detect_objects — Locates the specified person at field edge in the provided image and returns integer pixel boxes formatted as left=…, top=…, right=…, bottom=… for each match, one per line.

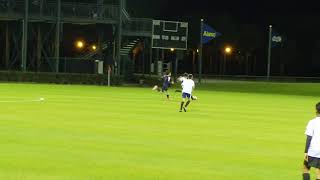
left=303, top=102, right=320, bottom=180
left=161, top=71, right=172, bottom=100
left=180, top=74, right=195, bottom=112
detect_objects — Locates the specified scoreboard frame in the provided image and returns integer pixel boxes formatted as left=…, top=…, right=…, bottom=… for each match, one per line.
left=151, top=20, right=188, bottom=50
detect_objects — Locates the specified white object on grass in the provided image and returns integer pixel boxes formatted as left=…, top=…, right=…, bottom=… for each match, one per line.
left=152, top=85, right=158, bottom=91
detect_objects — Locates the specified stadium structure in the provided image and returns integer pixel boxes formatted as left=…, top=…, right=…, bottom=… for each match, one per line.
left=0, top=0, right=153, bottom=75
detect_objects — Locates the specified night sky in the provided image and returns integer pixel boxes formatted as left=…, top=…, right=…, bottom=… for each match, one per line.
left=127, top=0, right=320, bottom=76
left=127, top=0, right=320, bottom=46
left=76, top=0, right=320, bottom=76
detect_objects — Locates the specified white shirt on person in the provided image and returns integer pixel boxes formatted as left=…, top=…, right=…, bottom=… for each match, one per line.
left=305, top=117, right=320, bottom=158
left=181, top=79, right=195, bottom=94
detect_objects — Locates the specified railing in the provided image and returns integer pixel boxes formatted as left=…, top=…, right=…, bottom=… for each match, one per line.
left=0, top=1, right=119, bottom=21
left=123, top=18, right=153, bottom=36
left=0, top=1, right=25, bottom=16
left=61, top=2, right=119, bottom=20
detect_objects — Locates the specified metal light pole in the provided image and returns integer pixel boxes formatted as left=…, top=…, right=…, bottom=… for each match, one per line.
left=223, top=53, right=226, bottom=75
left=223, top=47, right=232, bottom=75
left=55, top=0, right=61, bottom=73
left=116, top=0, right=124, bottom=76
left=22, top=0, right=29, bottom=72
left=198, top=19, right=204, bottom=83
left=267, top=25, right=272, bottom=79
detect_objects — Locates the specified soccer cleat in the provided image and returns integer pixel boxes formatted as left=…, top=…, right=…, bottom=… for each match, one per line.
left=179, top=110, right=182, bottom=112
left=183, top=107, right=187, bottom=112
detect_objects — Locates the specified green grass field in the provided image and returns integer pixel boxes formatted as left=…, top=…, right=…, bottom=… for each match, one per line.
left=0, top=81, right=319, bottom=180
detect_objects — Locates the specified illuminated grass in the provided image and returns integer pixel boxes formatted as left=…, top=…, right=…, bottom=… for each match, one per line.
left=0, top=81, right=318, bottom=179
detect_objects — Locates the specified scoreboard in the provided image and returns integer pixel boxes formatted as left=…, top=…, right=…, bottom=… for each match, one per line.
left=152, top=20, right=188, bottom=50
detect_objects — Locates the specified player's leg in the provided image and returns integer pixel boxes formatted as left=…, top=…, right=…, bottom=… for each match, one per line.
left=165, top=90, right=170, bottom=99
left=302, top=165, right=310, bottom=180
left=183, top=94, right=191, bottom=112
left=161, top=85, right=169, bottom=99
left=303, top=158, right=311, bottom=180
left=315, top=157, right=320, bottom=180
left=180, top=93, right=187, bottom=112
left=164, top=87, right=170, bottom=99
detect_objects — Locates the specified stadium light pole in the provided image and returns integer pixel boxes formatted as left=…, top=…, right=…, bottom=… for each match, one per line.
left=22, top=0, right=29, bottom=72
left=223, top=46, right=232, bottom=75
left=267, top=25, right=273, bottom=80
left=198, top=19, right=204, bottom=84
left=116, top=0, right=124, bottom=76
left=55, top=0, right=61, bottom=73
left=170, top=48, right=179, bottom=81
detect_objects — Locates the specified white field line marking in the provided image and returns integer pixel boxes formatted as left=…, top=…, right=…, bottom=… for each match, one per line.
left=0, top=98, right=44, bottom=103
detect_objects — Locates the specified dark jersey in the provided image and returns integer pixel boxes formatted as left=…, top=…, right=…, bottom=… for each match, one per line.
left=162, top=75, right=171, bottom=88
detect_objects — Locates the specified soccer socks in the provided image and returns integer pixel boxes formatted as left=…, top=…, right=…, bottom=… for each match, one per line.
left=180, top=102, right=185, bottom=111
left=185, top=100, right=191, bottom=108
left=303, top=173, right=310, bottom=180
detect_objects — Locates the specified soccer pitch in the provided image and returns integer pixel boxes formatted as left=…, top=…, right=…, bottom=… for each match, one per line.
left=0, top=81, right=319, bottom=180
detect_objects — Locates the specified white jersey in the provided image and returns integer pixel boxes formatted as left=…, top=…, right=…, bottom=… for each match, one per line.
left=181, top=79, right=195, bottom=94
left=305, top=117, right=320, bottom=158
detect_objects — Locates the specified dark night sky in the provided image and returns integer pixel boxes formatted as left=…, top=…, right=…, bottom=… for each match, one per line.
left=77, top=0, right=320, bottom=76
left=128, top=0, right=320, bottom=43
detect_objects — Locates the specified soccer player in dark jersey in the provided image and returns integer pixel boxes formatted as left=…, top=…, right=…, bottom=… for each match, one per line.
left=161, top=72, right=172, bottom=99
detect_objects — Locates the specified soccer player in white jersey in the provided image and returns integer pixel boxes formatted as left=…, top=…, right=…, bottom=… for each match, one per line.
left=175, top=72, right=188, bottom=93
left=303, top=102, right=320, bottom=180
left=179, top=74, right=195, bottom=112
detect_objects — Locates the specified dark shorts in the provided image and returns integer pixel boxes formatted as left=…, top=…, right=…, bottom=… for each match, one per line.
left=162, top=85, right=169, bottom=91
left=304, top=156, right=320, bottom=169
left=182, top=92, right=191, bottom=99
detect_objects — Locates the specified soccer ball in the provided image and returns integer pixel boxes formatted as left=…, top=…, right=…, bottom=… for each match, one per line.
left=152, top=85, right=158, bottom=91
left=192, top=96, right=197, bottom=100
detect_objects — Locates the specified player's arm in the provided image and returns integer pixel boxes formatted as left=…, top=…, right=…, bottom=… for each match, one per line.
left=304, top=121, right=314, bottom=160
left=304, top=135, right=312, bottom=161
left=305, top=135, right=312, bottom=153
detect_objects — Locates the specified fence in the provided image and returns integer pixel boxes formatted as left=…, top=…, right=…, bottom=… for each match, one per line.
left=0, top=1, right=119, bottom=22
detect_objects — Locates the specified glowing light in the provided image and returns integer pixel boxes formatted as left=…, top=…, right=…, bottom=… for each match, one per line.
left=76, top=40, right=84, bottom=49
left=225, top=47, right=232, bottom=54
